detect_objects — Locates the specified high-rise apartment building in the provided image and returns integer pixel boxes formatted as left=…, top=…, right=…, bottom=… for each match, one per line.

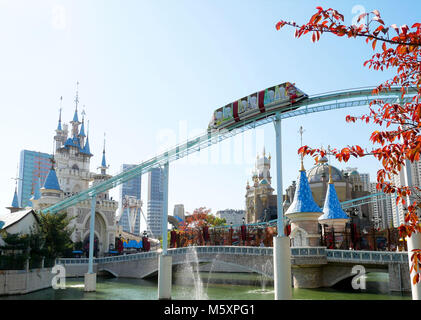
left=216, top=209, right=245, bottom=226
left=18, top=150, right=52, bottom=208
left=369, top=182, right=394, bottom=229
left=147, top=167, right=164, bottom=238
left=173, top=204, right=185, bottom=221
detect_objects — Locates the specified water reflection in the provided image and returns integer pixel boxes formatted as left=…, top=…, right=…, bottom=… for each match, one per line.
left=0, top=272, right=410, bottom=300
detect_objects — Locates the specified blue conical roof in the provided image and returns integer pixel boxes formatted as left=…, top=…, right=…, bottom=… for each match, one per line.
left=57, top=120, right=62, bottom=131
left=101, top=150, right=107, bottom=167
left=319, top=183, right=349, bottom=220
left=79, top=119, right=86, bottom=137
left=43, top=168, right=61, bottom=191
left=11, top=188, right=19, bottom=208
left=286, top=169, right=322, bottom=214
left=72, top=108, right=79, bottom=123
left=32, top=177, right=41, bottom=200
left=82, top=136, right=92, bottom=155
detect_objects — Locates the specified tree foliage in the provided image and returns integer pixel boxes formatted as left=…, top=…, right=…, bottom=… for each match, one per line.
left=37, top=211, right=75, bottom=259
left=276, top=7, right=421, bottom=283
left=178, top=207, right=226, bottom=231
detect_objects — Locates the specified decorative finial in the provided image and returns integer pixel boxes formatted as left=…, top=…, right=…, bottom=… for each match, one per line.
left=75, top=81, right=79, bottom=110
left=328, top=145, right=333, bottom=183
left=298, top=126, right=305, bottom=171
left=298, top=126, right=305, bottom=148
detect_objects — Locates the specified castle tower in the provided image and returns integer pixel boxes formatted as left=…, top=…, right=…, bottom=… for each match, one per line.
left=245, top=148, right=277, bottom=223
left=32, top=159, right=63, bottom=211
left=285, top=159, right=322, bottom=247
left=318, top=165, right=350, bottom=234
left=6, top=187, right=22, bottom=213
left=29, top=84, right=118, bottom=256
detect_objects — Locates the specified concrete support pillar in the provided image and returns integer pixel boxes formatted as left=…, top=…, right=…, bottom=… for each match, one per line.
left=85, top=195, right=97, bottom=292
left=162, top=162, right=169, bottom=255
left=84, top=272, right=97, bottom=292
left=407, top=232, right=421, bottom=300
left=158, top=254, right=172, bottom=300
left=273, top=236, right=292, bottom=300
left=273, top=114, right=292, bottom=300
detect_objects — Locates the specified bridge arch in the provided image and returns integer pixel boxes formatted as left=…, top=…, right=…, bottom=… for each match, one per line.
left=98, top=268, right=119, bottom=278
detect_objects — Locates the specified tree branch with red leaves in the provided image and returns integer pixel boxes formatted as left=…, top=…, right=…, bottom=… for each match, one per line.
left=276, top=6, right=421, bottom=284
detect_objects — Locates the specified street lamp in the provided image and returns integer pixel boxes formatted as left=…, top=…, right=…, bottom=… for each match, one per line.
left=242, top=217, right=245, bottom=225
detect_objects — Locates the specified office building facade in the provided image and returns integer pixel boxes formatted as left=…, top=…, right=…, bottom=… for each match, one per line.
left=18, top=150, right=52, bottom=208
left=147, top=167, right=164, bottom=238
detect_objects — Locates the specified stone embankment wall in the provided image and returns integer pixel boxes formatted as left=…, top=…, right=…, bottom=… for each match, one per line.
left=0, top=268, right=54, bottom=296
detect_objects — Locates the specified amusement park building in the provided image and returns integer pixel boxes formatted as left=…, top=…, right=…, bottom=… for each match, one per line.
left=245, top=148, right=277, bottom=224
left=21, top=86, right=119, bottom=256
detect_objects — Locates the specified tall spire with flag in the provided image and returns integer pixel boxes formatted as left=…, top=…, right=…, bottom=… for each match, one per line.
left=79, top=107, right=86, bottom=148
left=9, top=165, right=22, bottom=211
left=57, top=97, right=63, bottom=131
left=99, top=132, right=109, bottom=174
left=71, top=81, right=81, bottom=138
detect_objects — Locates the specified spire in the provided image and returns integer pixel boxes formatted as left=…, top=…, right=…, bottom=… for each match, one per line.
left=327, top=145, right=333, bottom=183
left=57, top=97, right=63, bottom=131
left=298, top=126, right=305, bottom=172
left=319, top=183, right=349, bottom=220
left=11, top=187, right=19, bottom=208
left=79, top=109, right=86, bottom=137
left=10, top=164, right=21, bottom=208
left=101, top=133, right=107, bottom=167
left=99, top=132, right=109, bottom=174
left=42, top=158, right=61, bottom=191
left=83, top=135, right=91, bottom=155
left=32, top=177, right=41, bottom=200
left=72, top=82, right=80, bottom=123
left=285, top=165, right=322, bottom=215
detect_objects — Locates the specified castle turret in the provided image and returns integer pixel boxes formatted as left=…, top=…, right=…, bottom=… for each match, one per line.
left=285, top=159, right=322, bottom=247
left=33, top=159, right=63, bottom=211
left=318, top=165, right=349, bottom=235
left=6, top=187, right=22, bottom=213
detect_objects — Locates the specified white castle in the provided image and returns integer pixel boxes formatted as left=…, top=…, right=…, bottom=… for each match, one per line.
left=31, top=88, right=118, bottom=256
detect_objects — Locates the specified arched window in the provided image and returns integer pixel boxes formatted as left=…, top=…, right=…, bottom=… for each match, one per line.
left=72, top=164, right=79, bottom=170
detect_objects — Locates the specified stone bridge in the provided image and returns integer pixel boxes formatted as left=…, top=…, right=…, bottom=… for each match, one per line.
left=57, top=246, right=411, bottom=292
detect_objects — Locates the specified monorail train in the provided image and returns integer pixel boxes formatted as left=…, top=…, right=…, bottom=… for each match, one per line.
left=208, top=82, right=308, bottom=131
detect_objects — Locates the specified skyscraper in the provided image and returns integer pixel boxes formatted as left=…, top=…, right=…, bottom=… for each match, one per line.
left=17, top=150, right=52, bottom=208
left=370, top=182, right=394, bottom=229
left=147, top=167, right=164, bottom=238
left=118, top=164, right=142, bottom=235
left=173, top=204, right=185, bottom=221
left=119, top=164, right=142, bottom=210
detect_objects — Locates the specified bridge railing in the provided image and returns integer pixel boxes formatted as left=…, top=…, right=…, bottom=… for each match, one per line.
left=56, top=246, right=329, bottom=265
left=326, top=249, right=408, bottom=264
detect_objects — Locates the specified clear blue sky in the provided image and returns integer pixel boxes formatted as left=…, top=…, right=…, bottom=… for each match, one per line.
left=1, top=1, right=420, bottom=228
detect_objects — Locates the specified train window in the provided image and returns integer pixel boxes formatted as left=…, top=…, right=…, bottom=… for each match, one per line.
left=248, top=94, right=257, bottom=109
left=238, top=99, right=247, bottom=113
left=223, top=105, right=232, bottom=119
left=264, top=88, right=275, bottom=105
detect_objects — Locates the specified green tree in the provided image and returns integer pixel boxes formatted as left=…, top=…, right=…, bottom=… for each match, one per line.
left=36, top=211, right=75, bottom=259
